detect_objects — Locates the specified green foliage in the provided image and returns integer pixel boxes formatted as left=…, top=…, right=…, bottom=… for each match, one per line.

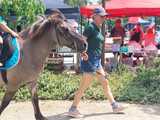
left=64, top=0, right=88, bottom=7
left=64, top=0, right=102, bottom=7
left=64, top=0, right=82, bottom=7
left=117, top=59, right=160, bottom=104
left=14, top=87, right=31, bottom=101
left=0, top=0, right=45, bottom=28
left=37, top=70, right=80, bottom=100
left=1, top=58, right=160, bottom=104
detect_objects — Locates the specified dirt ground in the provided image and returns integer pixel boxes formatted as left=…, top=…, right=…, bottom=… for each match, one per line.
left=1, top=100, right=160, bottom=120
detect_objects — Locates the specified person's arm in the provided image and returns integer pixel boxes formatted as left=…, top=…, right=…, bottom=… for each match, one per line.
left=130, top=28, right=135, bottom=36
left=83, top=25, right=93, bottom=40
left=140, top=30, right=144, bottom=40
left=0, top=23, right=19, bottom=37
left=123, top=27, right=126, bottom=38
left=139, top=30, right=144, bottom=45
left=0, top=22, right=23, bottom=42
left=110, top=28, right=114, bottom=37
left=81, top=25, right=93, bottom=61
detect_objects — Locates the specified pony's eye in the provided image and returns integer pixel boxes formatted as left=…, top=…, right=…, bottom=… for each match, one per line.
left=64, top=19, right=67, bottom=22
left=64, top=27, right=69, bottom=32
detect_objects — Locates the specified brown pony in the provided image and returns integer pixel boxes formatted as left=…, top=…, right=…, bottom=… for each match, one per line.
left=0, top=10, right=87, bottom=120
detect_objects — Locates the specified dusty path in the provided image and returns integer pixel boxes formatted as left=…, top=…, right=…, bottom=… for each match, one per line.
left=1, top=100, right=160, bottom=120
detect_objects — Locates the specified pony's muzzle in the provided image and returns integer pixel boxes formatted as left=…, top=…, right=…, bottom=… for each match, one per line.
left=84, top=41, right=88, bottom=50
left=82, top=36, right=88, bottom=52
left=81, top=41, right=88, bottom=53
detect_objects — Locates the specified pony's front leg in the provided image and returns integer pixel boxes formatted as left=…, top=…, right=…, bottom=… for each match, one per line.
left=0, top=88, right=18, bottom=115
left=27, top=81, right=48, bottom=120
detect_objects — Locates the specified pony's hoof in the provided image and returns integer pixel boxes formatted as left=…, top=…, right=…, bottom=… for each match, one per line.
left=42, top=117, right=48, bottom=120
left=36, top=116, right=48, bottom=120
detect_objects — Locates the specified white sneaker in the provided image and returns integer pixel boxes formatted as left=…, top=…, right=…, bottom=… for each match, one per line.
left=113, top=105, right=125, bottom=113
left=67, top=107, right=84, bottom=118
left=112, top=102, right=128, bottom=113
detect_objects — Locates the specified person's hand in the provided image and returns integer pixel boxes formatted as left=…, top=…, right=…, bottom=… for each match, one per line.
left=11, top=32, right=23, bottom=41
left=81, top=52, right=88, bottom=61
left=11, top=32, right=19, bottom=38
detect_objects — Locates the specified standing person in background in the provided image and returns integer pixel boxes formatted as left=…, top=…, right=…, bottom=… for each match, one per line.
left=110, top=19, right=126, bottom=65
left=67, top=7, right=126, bottom=118
left=110, top=19, right=126, bottom=45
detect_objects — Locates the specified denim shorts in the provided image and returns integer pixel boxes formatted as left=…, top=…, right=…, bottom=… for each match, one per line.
left=80, top=52, right=102, bottom=73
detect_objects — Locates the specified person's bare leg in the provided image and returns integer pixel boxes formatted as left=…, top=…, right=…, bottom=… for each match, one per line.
left=96, top=68, right=126, bottom=113
left=96, top=68, right=115, bottom=104
left=68, top=73, right=93, bottom=117
left=72, top=73, right=93, bottom=107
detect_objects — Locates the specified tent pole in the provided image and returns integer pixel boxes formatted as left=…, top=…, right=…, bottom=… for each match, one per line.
left=101, top=0, right=106, bottom=67
left=155, top=16, right=157, bottom=31
left=80, top=15, right=83, bottom=35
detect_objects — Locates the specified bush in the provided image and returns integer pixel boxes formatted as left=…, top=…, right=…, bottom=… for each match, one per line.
left=1, top=58, right=160, bottom=104
left=116, top=59, right=160, bottom=104
left=0, top=0, right=45, bottom=29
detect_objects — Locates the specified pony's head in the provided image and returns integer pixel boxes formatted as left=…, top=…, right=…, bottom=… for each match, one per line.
left=48, top=10, right=87, bottom=53
left=29, top=10, right=87, bottom=53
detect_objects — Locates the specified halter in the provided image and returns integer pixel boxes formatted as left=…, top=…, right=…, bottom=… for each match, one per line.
left=55, top=25, right=78, bottom=53
left=55, top=28, right=62, bottom=47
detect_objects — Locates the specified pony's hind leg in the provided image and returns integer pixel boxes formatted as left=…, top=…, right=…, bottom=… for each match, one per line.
left=0, top=88, right=18, bottom=115
left=27, top=81, right=48, bottom=120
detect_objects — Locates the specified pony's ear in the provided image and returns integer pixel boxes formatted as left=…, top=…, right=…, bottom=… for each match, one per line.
left=51, top=9, right=62, bottom=15
left=36, top=15, right=46, bottom=21
left=51, top=9, right=61, bottom=13
left=48, top=9, right=66, bottom=20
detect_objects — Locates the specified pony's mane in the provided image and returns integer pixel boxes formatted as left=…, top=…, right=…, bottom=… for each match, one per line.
left=20, top=10, right=65, bottom=41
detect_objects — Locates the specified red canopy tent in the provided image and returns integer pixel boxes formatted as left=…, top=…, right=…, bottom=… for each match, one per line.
left=80, top=0, right=160, bottom=17
left=80, top=4, right=100, bottom=18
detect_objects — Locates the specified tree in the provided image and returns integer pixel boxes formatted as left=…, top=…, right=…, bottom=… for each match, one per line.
left=64, top=0, right=86, bottom=7
left=64, top=0, right=112, bottom=7
left=64, top=0, right=102, bottom=7
left=0, top=0, right=45, bottom=29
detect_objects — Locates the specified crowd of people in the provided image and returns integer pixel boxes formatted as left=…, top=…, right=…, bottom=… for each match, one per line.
left=110, top=18, right=158, bottom=49
left=106, top=17, right=159, bottom=66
